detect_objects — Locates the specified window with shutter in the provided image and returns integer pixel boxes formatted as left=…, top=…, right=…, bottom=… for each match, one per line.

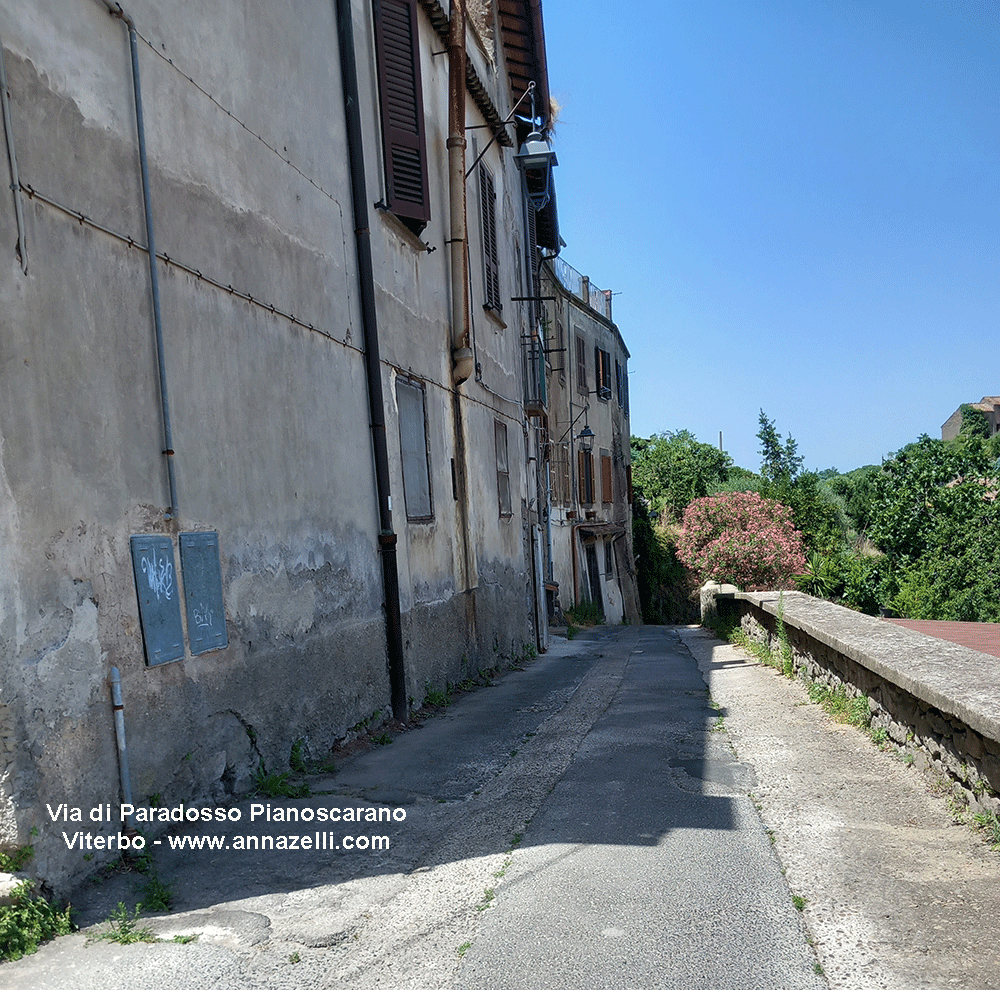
left=594, top=347, right=612, bottom=399
left=578, top=450, right=595, bottom=505
left=495, top=420, right=512, bottom=517
left=576, top=334, right=587, bottom=394
left=523, top=192, right=540, bottom=317
left=396, top=378, right=433, bottom=519
left=479, top=165, right=501, bottom=312
left=601, top=453, right=613, bottom=504
left=555, top=445, right=570, bottom=505
left=373, top=0, right=430, bottom=232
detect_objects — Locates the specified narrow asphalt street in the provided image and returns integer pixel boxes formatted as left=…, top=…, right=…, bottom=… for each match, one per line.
left=5, top=624, right=999, bottom=989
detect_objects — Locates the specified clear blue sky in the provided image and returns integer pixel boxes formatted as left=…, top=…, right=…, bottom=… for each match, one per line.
left=542, top=0, right=999, bottom=473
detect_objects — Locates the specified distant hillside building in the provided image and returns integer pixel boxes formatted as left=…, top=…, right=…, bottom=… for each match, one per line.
left=942, top=397, right=1000, bottom=440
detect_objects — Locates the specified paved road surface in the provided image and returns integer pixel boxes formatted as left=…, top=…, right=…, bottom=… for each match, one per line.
left=7, top=624, right=997, bottom=989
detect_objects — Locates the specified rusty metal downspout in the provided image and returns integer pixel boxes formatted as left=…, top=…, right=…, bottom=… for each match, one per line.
left=446, top=0, right=477, bottom=607
left=336, top=0, right=408, bottom=721
left=447, top=0, right=472, bottom=385
left=101, top=2, right=179, bottom=519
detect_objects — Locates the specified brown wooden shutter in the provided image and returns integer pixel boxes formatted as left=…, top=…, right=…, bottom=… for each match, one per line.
left=373, top=0, right=430, bottom=226
left=524, top=195, right=539, bottom=311
left=601, top=455, right=613, bottom=503
left=479, top=165, right=501, bottom=310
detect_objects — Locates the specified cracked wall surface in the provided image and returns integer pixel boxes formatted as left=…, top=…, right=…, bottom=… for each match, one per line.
left=0, top=0, right=538, bottom=892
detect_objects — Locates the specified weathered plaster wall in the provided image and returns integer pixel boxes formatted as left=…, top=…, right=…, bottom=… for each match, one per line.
left=0, top=0, right=541, bottom=893
left=0, top=0, right=384, bottom=892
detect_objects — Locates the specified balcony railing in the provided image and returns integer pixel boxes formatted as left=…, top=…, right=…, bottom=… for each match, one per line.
left=551, top=257, right=612, bottom=321
left=522, top=334, right=547, bottom=417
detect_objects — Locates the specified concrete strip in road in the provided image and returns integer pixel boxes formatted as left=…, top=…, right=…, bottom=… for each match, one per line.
left=679, top=625, right=1000, bottom=990
left=459, top=626, right=825, bottom=990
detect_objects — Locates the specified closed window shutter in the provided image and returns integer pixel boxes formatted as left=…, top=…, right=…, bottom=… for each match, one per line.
left=479, top=165, right=501, bottom=310
left=373, top=0, right=430, bottom=226
left=525, top=198, right=540, bottom=305
left=601, top=455, right=613, bottom=503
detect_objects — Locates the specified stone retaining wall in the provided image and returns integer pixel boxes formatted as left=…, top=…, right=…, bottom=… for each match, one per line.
left=704, top=585, right=1000, bottom=817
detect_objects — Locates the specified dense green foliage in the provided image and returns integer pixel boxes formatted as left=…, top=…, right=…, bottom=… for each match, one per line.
left=755, top=412, right=845, bottom=555
left=630, top=431, right=732, bottom=522
left=631, top=410, right=1000, bottom=622
left=865, top=434, right=1000, bottom=619
left=0, top=882, right=73, bottom=961
left=631, top=500, right=699, bottom=623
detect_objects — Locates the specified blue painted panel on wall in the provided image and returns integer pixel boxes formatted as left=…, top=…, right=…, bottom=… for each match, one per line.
left=179, top=531, right=228, bottom=655
left=129, top=535, right=184, bottom=666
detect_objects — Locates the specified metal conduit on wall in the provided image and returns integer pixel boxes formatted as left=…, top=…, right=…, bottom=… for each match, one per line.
left=100, top=1, right=179, bottom=519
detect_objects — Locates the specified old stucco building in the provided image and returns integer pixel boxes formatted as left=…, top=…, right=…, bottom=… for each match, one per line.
left=0, top=0, right=570, bottom=890
left=541, top=257, right=640, bottom=626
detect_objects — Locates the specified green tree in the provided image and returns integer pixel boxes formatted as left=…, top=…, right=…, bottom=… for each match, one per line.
left=826, top=464, right=879, bottom=537
left=631, top=499, right=700, bottom=623
left=867, top=434, right=993, bottom=563
left=890, top=487, right=1000, bottom=621
left=757, top=409, right=803, bottom=486
left=630, top=431, right=732, bottom=522
left=756, top=411, right=844, bottom=554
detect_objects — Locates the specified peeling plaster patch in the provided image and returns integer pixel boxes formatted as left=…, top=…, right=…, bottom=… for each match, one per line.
left=31, top=593, right=103, bottom=721
left=0, top=435, right=24, bottom=654
left=228, top=565, right=317, bottom=638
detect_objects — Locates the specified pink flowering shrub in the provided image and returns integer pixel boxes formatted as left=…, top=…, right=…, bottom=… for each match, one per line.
left=677, top=491, right=807, bottom=591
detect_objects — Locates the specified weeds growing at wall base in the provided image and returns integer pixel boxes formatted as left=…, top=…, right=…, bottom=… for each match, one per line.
left=0, top=881, right=74, bottom=961
left=711, top=614, right=1000, bottom=853
left=97, top=902, right=155, bottom=945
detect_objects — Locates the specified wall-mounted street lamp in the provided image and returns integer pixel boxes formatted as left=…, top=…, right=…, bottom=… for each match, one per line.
left=576, top=424, right=595, bottom=454
left=514, top=129, right=558, bottom=211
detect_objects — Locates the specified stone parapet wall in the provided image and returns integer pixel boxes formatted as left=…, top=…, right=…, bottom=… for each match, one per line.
left=705, top=586, right=1000, bottom=817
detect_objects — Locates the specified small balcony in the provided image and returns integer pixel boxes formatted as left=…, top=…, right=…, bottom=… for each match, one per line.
left=522, top=333, right=547, bottom=417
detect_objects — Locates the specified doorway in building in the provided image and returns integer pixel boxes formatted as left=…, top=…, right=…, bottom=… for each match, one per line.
left=584, top=542, right=605, bottom=618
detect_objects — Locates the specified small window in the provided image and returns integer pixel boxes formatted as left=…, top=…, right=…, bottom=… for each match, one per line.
left=615, top=360, right=625, bottom=407
left=595, top=347, right=612, bottom=400
left=604, top=540, right=614, bottom=578
left=479, top=164, right=501, bottom=312
left=576, top=334, right=588, bottom=394
left=396, top=378, right=432, bottom=519
left=495, top=420, right=512, bottom=517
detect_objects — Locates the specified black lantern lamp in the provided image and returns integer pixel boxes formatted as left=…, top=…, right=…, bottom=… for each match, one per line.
left=514, top=129, right=558, bottom=211
left=576, top=424, right=595, bottom=454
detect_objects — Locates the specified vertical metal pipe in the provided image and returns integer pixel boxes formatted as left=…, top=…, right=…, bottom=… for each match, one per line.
left=336, top=0, right=407, bottom=721
left=0, top=34, right=28, bottom=274
left=103, top=2, right=179, bottom=518
left=108, top=667, right=134, bottom=827
left=447, top=0, right=473, bottom=384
